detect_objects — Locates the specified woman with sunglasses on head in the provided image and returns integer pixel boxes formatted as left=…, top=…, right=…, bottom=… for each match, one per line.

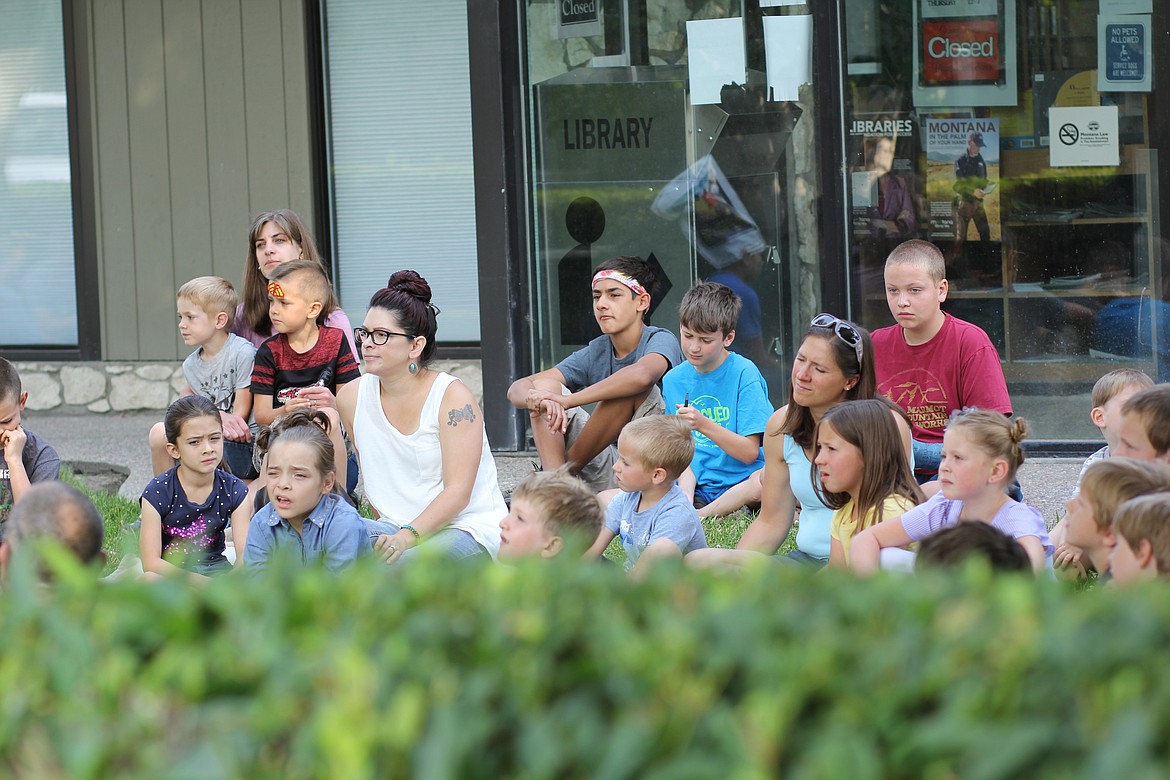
left=687, top=313, right=911, bottom=570
left=337, top=271, right=506, bottom=565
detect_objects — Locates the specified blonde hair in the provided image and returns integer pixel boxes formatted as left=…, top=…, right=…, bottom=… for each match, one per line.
left=1080, top=458, right=1170, bottom=533
left=619, top=415, right=694, bottom=480
left=946, top=409, right=1028, bottom=482
left=1091, top=368, right=1153, bottom=409
left=512, top=468, right=603, bottom=551
left=1114, top=492, right=1170, bottom=575
left=1121, top=385, right=1170, bottom=457
left=885, top=239, right=946, bottom=284
left=177, top=276, right=239, bottom=329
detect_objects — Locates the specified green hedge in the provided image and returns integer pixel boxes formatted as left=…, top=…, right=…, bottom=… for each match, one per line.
left=2, top=553, right=1169, bottom=779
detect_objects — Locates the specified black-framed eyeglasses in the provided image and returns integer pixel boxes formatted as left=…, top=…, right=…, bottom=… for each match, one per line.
left=354, top=327, right=412, bottom=346
left=810, top=313, right=864, bottom=368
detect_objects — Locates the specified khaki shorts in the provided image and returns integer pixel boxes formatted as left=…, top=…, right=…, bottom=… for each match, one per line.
left=564, top=385, right=664, bottom=493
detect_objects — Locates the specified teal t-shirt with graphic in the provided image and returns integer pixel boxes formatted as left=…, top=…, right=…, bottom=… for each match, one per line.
left=663, top=351, right=772, bottom=499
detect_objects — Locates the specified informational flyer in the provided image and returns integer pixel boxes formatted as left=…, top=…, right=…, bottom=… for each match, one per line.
left=763, top=15, right=812, bottom=102
left=686, top=18, right=745, bottom=105
left=924, top=117, right=1000, bottom=242
left=1099, top=0, right=1151, bottom=13
left=1098, top=15, right=1152, bottom=92
left=1049, top=106, right=1120, bottom=167
left=921, top=0, right=1000, bottom=19
left=847, top=114, right=918, bottom=243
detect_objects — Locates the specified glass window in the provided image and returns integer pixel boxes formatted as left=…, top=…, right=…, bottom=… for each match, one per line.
left=843, top=0, right=1164, bottom=440
left=520, top=0, right=823, bottom=402
left=0, top=0, right=77, bottom=346
left=324, top=0, right=480, bottom=340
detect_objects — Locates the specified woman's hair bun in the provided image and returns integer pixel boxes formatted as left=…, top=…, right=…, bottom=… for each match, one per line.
left=387, top=270, right=431, bottom=304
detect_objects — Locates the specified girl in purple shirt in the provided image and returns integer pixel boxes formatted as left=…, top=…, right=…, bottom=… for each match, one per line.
left=850, top=408, right=1052, bottom=573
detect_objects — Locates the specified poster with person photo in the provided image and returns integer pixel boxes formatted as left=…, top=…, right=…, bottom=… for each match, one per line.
left=848, top=114, right=919, bottom=246
left=924, top=117, right=1000, bottom=243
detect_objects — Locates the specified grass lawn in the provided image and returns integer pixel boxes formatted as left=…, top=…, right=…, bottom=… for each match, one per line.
left=59, top=467, right=799, bottom=573
left=603, top=507, right=798, bottom=567
left=60, top=467, right=139, bottom=576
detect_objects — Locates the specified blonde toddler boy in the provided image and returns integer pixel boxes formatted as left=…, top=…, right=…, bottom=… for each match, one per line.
left=585, top=415, right=707, bottom=573
left=498, top=469, right=604, bottom=562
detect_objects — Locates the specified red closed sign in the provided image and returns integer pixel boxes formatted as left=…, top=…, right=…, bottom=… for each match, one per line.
left=921, top=18, right=1001, bottom=85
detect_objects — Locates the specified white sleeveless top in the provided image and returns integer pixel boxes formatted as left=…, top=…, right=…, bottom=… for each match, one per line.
left=353, top=371, right=504, bottom=558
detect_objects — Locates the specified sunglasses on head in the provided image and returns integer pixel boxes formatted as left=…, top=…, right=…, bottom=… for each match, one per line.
left=810, top=313, right=864, bottom=368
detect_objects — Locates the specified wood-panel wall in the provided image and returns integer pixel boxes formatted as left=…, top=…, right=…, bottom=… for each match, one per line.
left=75, top=0, right=315, bottom=360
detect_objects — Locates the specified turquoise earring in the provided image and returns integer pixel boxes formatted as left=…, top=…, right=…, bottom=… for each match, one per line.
left=409, top=362, right=419, bottom=375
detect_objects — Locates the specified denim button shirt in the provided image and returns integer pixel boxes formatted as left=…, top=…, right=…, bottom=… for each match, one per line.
left=243, top=493, right=369, bottom=573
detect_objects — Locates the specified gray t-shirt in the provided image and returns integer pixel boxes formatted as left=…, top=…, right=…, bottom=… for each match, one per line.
left=605, top=484, right=708, bottom=571
left=183, top=333, right=256, bottom=414
left=556, top=325, right=682, bottom=391
left=0, top=429, right=61, bottom=524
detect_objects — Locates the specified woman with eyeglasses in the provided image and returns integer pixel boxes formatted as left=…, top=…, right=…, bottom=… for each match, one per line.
left=337, top=271, right=505, bottom=565
left=687, top=313, right=911, bottom=570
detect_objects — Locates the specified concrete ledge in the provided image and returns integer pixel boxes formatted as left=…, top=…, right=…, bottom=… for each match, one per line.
left=15, top=360, right=485, bottom=413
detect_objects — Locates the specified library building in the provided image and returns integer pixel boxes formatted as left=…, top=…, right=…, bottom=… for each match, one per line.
left=0, top=1, right=1166, bottom=450
left=500, top=0, right=1167, bottom=446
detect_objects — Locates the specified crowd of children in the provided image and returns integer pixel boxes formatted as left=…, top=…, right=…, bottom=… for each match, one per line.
left=6, top=221, right=1170, bottom=586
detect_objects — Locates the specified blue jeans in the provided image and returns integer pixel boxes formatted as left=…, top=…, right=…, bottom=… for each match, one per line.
left=363, top=520, right=488, bottom=563
left=912, top=440, right=942, bottom=483
left=223, top=439, right=258, bottom=479
left=772, top=549, right=828, bottom=570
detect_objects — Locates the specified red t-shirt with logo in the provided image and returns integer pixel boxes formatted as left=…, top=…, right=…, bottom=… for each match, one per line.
left=872, top=314, right=1012, bottom=444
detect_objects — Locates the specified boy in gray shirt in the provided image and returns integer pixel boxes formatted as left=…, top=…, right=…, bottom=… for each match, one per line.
left=508, top=256, right=682, bottom=491
left=0, top=358, right=61, bottom=527
left=586, top=415, right=707, bottom=574
left=148, top=277, right=257, bottom=477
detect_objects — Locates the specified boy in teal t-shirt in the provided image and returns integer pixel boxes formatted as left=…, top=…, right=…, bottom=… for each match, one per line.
left=663, top=282, right=772, bottom=507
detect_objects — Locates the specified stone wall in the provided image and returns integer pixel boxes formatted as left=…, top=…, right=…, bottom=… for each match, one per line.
left=14, top=360, right=485, bottom=413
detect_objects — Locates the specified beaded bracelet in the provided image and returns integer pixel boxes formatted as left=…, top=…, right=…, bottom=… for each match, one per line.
left=402, top=524, right=420, bottom=541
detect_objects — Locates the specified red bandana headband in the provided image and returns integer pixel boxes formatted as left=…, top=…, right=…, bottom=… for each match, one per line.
left=592, top=270, right=648, bottom=298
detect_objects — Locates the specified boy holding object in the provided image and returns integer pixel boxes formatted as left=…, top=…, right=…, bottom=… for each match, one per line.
left=662, top=281, right=771, bottom=506
left=585, top=415, right=707, bottom=574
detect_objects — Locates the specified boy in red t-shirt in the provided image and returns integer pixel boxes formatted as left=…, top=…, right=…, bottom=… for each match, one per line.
left=251, top=260, right=360, bottom=484
left=871, top=240, right=1011, bottom=481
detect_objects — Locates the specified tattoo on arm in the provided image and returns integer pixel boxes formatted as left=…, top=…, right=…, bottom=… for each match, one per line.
left=447, top=404, right=477, bottom=427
